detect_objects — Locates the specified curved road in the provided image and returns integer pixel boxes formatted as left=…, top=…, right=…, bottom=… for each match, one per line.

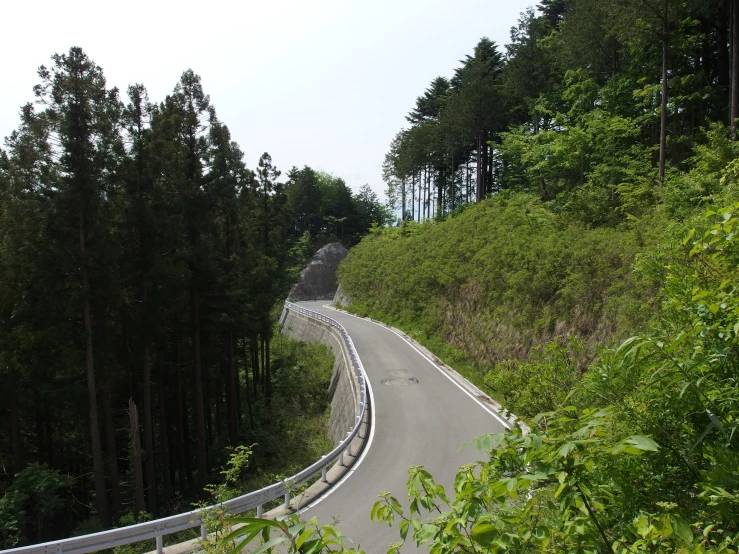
left=297, top=302, right=508, bottom=552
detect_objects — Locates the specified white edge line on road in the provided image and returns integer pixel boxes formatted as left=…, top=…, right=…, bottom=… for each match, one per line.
left=322, top=305, right=512, bottom=430
left=297, top=330, right=377, bottom=514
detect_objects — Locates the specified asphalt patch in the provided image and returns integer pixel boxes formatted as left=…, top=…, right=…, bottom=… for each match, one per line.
left=381, top=368, right=419, bottom=386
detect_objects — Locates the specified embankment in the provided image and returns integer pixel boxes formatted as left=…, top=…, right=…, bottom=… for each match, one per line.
left=281, top=307, right=359, bottom=446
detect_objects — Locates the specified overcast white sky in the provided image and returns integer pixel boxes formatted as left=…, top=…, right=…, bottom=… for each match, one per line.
left=2, top=0, right=535, bottom=199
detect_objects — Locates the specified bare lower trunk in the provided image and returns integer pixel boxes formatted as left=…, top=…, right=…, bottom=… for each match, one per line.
left=129, top=399, right=146, bottom=515
left=158, top=374, right=172, bottom=507
left=80, top=207, right=110, bottom=528
left=732, top=0, right=739, bottom=135
left=227, top=332, right=238, bottom=447
left=242, top=334, right=255, bottom=428
left=102, top=383, right=121, bottom=519
left=476, top=132, right=484, bottom=202
left=9, top=384, right=23, bottom=472
left=260, top=335, right=266, bottom=395
left=191, top=286, right=208, bottom=490
left=251, top=334, right=259, bottom=395
left=265, top=334, right=272, bottom=408
left=174, top=325, right=188, bottom=494
left=142, top=343, right=157, bottom=515
left=659, top=0, right=669, bottom=182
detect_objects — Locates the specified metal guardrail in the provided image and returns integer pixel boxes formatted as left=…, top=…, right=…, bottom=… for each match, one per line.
left=3, top=302, right=368, bottom=554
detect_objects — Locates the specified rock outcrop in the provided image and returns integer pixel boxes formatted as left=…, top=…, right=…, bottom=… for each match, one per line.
left=332, top=284, right=351, bottom=308
left=289, top=242, right=348, bottom=301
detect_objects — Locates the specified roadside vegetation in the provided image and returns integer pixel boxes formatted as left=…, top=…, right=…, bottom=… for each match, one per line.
left=333, top=0, right=739, bottom=550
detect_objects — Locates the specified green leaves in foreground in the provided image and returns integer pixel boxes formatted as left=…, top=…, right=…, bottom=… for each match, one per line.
left=369, top=406, right=733, bottom=553
left=218, top=514, right=364, bottom=554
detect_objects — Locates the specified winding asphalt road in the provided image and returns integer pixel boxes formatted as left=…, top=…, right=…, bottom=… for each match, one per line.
left=297, top=302, right=508, bottom=552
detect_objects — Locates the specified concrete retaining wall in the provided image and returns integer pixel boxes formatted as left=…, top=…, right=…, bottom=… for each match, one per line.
left=281, top=309, right=359, bottom=446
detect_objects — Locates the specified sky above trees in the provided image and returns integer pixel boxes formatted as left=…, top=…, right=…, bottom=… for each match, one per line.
left=1, top=0, right=533, bottom=199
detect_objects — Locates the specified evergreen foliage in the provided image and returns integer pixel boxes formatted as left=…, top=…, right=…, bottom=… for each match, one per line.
left=0, top=47, right=386, bottom=545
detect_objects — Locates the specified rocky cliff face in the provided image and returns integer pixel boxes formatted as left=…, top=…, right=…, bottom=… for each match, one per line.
left=289, top=242, right=348, bottom=301
left=332, top=284, right=351, bottom=308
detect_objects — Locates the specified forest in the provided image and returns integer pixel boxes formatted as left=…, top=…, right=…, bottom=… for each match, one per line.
left=0, top=48, right=388, bottom=547
left=334, top=0, right=739, bottom=551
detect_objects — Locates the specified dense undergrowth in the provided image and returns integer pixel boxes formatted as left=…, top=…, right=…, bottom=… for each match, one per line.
left=0, top=334, right=334, bottom=551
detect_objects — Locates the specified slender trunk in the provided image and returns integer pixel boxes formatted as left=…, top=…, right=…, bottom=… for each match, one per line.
left=410, top=172, right=415, bottom=221
left=265, top=334, right=272, bottom=408
left=481, top=131, right=489, bottom=195
left=215, top=377, right=223, bottom=438
left=260, top=335, right=266, bottom=395
left=242, top=334, right=255, bottom=428
left=129, top=399, right=146, bottom=515
left=205, top=375, right=213, bottom=445
left=436, top=167, right=443, bottom=218
left=191, top=285, right=208, bottom=490
left=659, top=0, right=669, bottom=182
left=227, top=332, right=238, bottom=447
left=732, top=0, right=739, bottom=136
left=102, top=383, right=121, bottom=519
left=251, top=334, right=259, bottom=394
left=44, top=401, right=54, bottom=466
left=401, top=178, right=406, bottom=222
left=476, top=132, right=484, bottom=202
left=417, top=169, right=421, bottom=222
left=718, top=0, right=729, bottom=88
left=34, top=389, right=43, bottom=460
left=158, top=373, right=172, bottom=507
left=142, top=341, right=157, bottom=515
left=174, top=324, right=188, bottom=494
left=80, top=207, right=110, bottom=528
left=9, top=384, right=23, bottom=472
left=450, top=152, right=455, bottom=213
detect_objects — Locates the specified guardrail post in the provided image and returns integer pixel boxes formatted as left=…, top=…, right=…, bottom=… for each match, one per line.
left=346, top=430, right=352, bottom=457
left=201, top=523, right=207, bottom=541
left=284, top=480, right=290, bottom=509
left=257, top=504, right=263, bottom=518
left=339, top=439, right=345, bottom=466
left=321, top=455, right=328, bottom=482
left=156, top=534, right=163, bottom=554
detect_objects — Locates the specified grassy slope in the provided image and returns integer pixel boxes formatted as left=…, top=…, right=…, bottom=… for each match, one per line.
left=337, top=192, right=666, bottom=410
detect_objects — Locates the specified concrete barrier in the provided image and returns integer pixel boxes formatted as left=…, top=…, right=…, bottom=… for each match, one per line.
left=280, top=309, right=359, bottom=446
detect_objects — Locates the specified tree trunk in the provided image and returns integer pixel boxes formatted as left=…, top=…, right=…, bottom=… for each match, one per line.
left=80, top=207, right=110, bottom=528
left=102, top=383, right=122, bottom=519
left=174, top=324, right=188, bottom=494
left=265, top=333, right=272, bottom=408
left=44, top=401, right=54, bottom=466
left=260, top=335, right=266, bottom=395
left=659, top=0, right=669, bottom=182
left=717, top=0, right=729, bottom=88
left=129, top=399, right=146, bottom=515
left=481, top=132, right=490, bottom=196
left=9, top=383, right=23, bottom=472
left=475, top=131, right=485, bottom=202
left=242, top=334, right=255, bottom=428
left=142, top=342, right=157, bottom=515
left=191, top=285, right=208, bottom=490
left=401, top=178, right=407, bottom=221
left=251, top=334, right=259, bottom=394
left=215, top=377, right=223, bottom=438
left=732, top=0, right=739, bottom=136
left=227, top=332, right=238, bottom=447
left=158, top=374, right=172, bottom=507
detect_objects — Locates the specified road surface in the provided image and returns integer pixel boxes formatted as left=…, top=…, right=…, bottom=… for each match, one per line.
left=297, top=302, right=508, bottom=552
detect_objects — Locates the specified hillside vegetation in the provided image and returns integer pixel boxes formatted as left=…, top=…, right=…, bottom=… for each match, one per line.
left=341, top=142, right=739, bottom=554
left=334, top=0, right=739, bottom=550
